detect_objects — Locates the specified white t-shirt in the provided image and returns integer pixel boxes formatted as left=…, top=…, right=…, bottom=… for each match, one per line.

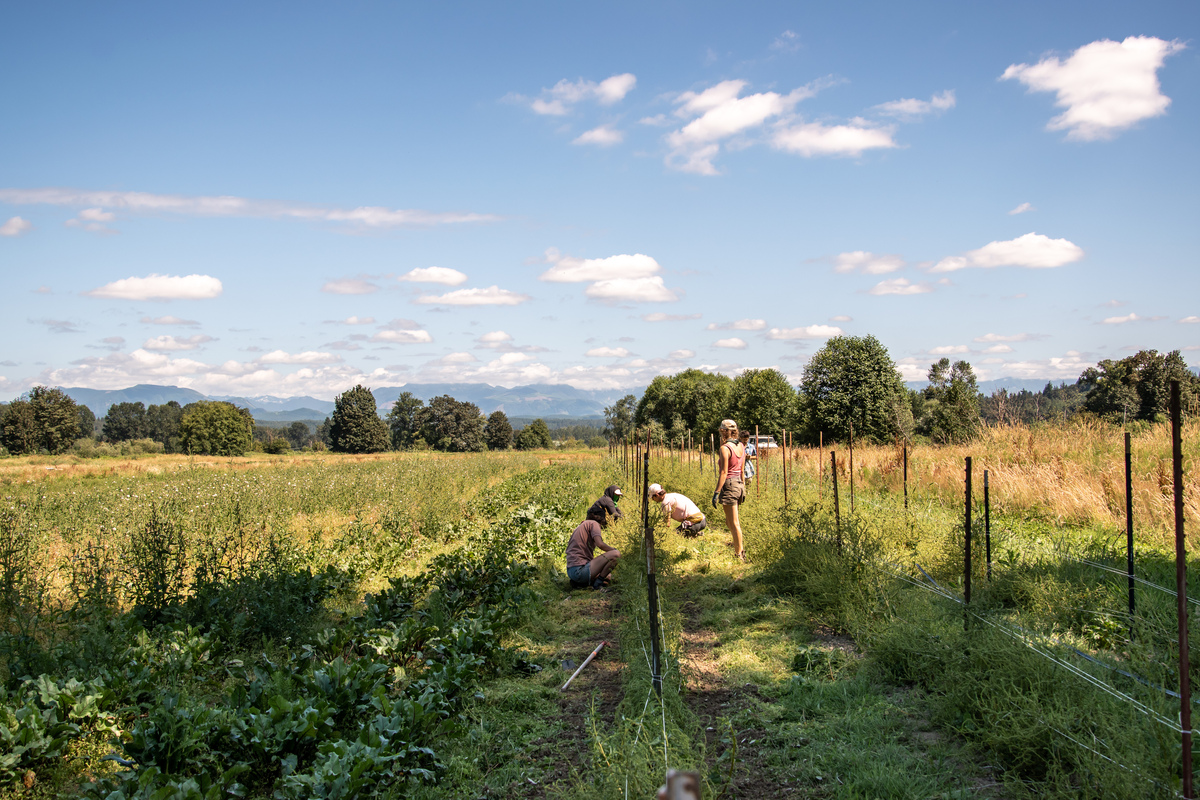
left=661, top=492, right=702, bottom=522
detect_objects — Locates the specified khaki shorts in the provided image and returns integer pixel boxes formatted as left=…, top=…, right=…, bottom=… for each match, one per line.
left=719, top=476, right=746, bottom=506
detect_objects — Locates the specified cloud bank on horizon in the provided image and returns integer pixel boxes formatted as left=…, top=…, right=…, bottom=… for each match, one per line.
left=0, top=7, right=1195, bottom=401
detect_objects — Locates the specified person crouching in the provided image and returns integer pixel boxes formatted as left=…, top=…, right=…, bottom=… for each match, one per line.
left=565, top=518, right=620, bottom=591
left=649, top=483, right=706, bottom=537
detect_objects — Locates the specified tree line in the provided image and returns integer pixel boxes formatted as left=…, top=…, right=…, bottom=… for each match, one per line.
left=0, top=390, right=257, bottom=456
left=610, top=336, right=1199, bottom=447
left=4, top=341, right=1194, bottom=456
left=321, top=387, right=563, bottom=454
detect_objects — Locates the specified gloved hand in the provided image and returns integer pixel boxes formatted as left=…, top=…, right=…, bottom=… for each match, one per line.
left=711, top=491, right=720, bottom=509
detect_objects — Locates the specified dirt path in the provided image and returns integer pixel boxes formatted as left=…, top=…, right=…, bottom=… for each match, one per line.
left=679, top=599, right=785, bottom=800
left=514, top=593, right=625, bottom=798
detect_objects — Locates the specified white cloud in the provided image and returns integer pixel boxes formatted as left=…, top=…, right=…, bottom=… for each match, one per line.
left=868, top=278, right=933, bottom=295
left=371, top=329, right=434, bottom=343
left=257, top=350, right=341, bottom=365
left=0, top=188, right=498, bottom=228
left=478, top=331, right=513, bottom=345
left=873, top=90, right=956, bottom=119
left=973, top=332, right=1041, bottom=343
left=992, top=351, right=1093, bottom=381
left=707, top=319, right=766, bottom=331
left=86, top=273, right=223, bottom=300
left=1179, top=316, right=1200, bottom=324
left=586, top=347, right=631, bottom=358
left=766, top=325, right=843, bottom=340
left=1008, top=202, right=1035, bottom=215
left=142, top=334, right=214, bottom=351
left=0, top=216, right=32, bottom=236
left=573, top=125, right=624, bottom=146
left=79, top=207, right=115, bottom=222
left=770, top=30, right=800, bottom=52
left=327, top=316, right=375, bottom=325
left=434, top=352, right=479, bottom=365
left=928, top=344, right=969, bottom=355
left=322, top=278, right=379, bottom=295
left=540, top=250, right=661, bottom=282
left=668, top=349, right=695, bottom=359
left=416, top=286, right=531, bottom=306
left=713, top=338, right=747, bottom=349
left=772, top=120, right=898, bottom=158
left=542, top=249, right=677, bottom=303
left=527, top=73, right=637, bottom=115
left=830, top=315, right=853, bottom=322
left=984, top=344, right=1014, bottom=353
left=665, top=78, right=835, bottom=173
left=895, top=359, right=927, bottom=382
left=399, top=267, right=468, bottom=285
left=1001, top=36, right=1185, bottom=141
left=141, top=315, right=200, bottom=326
left=834, top=251, right=906, bottom=274
left=643, top=312, right=701, bottom=322
left=1102, top=313, right=1145, bottom=324
left=585, top=276, right=678, bottom=303
left=931, top=232, right=1083, bottom=272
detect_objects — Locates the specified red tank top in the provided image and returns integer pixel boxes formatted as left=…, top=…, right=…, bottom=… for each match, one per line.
left=724, top=442, right=743, bottom=478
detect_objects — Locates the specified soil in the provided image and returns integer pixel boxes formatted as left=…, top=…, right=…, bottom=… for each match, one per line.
left=679, top=599, right=784, bottom=800
left=511, top=591, right=625, bottom=798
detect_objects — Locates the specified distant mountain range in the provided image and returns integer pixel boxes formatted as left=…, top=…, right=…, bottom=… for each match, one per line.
left=58, top=383, right=628, bottom=421
left=48, top=377, right=1109, bottom=423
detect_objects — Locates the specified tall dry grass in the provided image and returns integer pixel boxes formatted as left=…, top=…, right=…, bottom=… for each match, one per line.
left=768, top=418, right=1199, bottom=544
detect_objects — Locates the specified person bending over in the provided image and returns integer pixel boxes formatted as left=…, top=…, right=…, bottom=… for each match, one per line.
left=650, top=483, right=706, bottom=537
left=565, top=518, right=620, bottom=591
left=586, top=484, right=624, bottom=528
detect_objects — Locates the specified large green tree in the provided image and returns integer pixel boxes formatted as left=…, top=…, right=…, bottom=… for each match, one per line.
left=284, top=421, right=311, bottom=449
left=1, top=399, right=38, bottom=455
left=514, top=418, right=552, bottom=450
left=103, top=401, right=149, bottom=442
left=77, top=404, right=98, bottom=440
left=635, top=370, right=733, bottom=440
left=604, top=394, right=638, bottom=440
left=147, top=401, right=184, bottom=452
left=179, top=401, right=254, bottom=456
left=330, top=385, right=390, bottom=453
left=732, top=368, right=796, bottom=438
left=0, top=386, right=80, bottom=455
left=385, top=391, right=424, bottom=450
left=30, top=386, right=81, bottom=454
left=1079, top=350, right=1200, bottom=423
left=484, top=410, right=513, bottom=451
left=916, top=359, right=981, bottom=443
left=417, top=395, right=485, bottom=452
left=798, top=334, right=907, bottom=444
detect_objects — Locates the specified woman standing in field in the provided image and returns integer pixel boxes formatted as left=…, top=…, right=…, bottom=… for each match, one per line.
left=713, top=419, right=746, bottom=560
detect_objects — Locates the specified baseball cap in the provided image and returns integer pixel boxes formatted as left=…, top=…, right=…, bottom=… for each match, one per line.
left=649, top=483, right=663, bottom=495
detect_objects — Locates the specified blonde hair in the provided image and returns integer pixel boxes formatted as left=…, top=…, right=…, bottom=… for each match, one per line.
left=719, top=419, right=739, bottom=443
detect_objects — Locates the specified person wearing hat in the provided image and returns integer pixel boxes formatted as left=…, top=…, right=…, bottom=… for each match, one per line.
left=714, top=419, right=746, bottom=560
left=565, top=518, right=620, bottom=591
left=650, top=484, right=706, bottom=536
left=586, top=484, right=625, bottom=528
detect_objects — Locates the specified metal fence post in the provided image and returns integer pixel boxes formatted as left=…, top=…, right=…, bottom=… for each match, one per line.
left=1171, top=381, right=1191, bottom=797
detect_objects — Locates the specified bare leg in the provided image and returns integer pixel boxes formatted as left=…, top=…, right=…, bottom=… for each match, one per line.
left=588, top=549, right=621, bottom=582
left=722, top=503, right=743, bottom=558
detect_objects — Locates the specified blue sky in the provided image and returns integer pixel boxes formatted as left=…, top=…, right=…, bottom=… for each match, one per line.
left=2, top=1, right=1197, bottom=400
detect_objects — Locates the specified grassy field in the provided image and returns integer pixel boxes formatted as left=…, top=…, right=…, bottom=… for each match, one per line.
left=1, top=422, right=1197, bottom=798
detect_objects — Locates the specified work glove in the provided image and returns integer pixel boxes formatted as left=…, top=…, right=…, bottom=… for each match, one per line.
left=711, top=491, right=720, bottom=509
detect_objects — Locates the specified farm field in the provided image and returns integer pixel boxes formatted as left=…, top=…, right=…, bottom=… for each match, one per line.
left=1, top=419, right=1198, bottom=799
